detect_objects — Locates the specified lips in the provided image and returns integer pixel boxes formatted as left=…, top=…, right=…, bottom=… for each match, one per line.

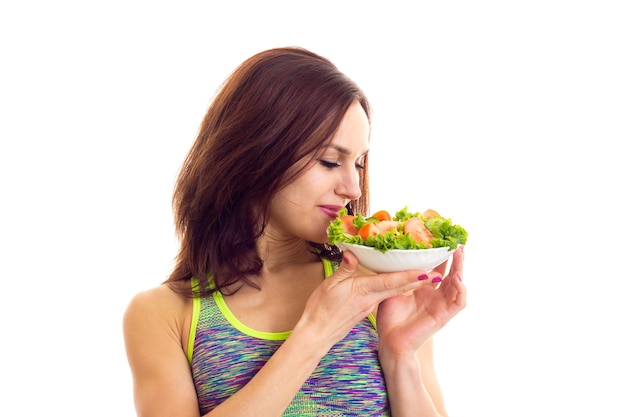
left=319, top=205, right=344, bottom=219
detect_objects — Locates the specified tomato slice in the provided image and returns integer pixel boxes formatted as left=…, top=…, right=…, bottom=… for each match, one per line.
left=358, top=223, right=381, bottom=240
left=403, top=217, right=433, bottom=246
left=339, top=215, right=358, bottom=235
left=421, top=209, right=441, bottom=219
left=370, top=210, right=391, bottom=222
left=376, top=220, right=399, bottom=234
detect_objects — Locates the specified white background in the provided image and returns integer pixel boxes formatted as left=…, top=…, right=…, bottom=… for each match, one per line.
left=1, top=1, right=625, bottom=416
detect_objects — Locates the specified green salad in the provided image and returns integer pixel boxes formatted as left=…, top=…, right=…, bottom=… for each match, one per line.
left=327, top=206, right=468, bottom=253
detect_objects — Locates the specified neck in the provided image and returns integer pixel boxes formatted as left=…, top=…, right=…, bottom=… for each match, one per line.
left=257, top=235, right=319, bottom=272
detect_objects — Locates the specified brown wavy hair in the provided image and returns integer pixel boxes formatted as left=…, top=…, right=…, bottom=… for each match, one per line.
left=166, top=47, right=371, bottom=297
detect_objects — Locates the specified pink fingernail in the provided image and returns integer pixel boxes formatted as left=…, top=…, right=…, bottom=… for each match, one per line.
left=457, top=273, right=463, bottom=281
left=432, top=277, right=442, bottom=283
left=418, top=274, right=429, bottom=280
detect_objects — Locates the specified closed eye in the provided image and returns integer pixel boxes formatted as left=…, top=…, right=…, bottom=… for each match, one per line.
left=318, top=159, right=365, bottom=170
left=319, top=159, right=365, bottom=170
left=318, top=160, right=341, bottom=169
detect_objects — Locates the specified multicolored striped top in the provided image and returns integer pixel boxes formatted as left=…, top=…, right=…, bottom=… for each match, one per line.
left=187, top=258, right=390, bottom=416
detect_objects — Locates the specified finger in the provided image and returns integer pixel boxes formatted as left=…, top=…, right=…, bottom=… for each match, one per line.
left=439, top=247, right=467, bottom=308
left=331, top=250, right=360, bottom=282
left=431, top=247, right=464, bottom=291
left=430, top=272, right=444, bottom=289
left=353, top=270, right=435, bottom=300
left=448, top=245, right=465, bottom=281
left=453, top=272, right=467, bottom=308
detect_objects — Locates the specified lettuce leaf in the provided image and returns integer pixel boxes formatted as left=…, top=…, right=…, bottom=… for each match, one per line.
left=424, top=216, right=468, bottom=249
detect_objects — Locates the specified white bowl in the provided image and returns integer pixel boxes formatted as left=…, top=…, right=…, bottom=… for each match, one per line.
left=337, top=242, right=454, bottom=273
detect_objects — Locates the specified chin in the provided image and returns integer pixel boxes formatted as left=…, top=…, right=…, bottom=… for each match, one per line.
left=305, top=232, right=329, bottom=245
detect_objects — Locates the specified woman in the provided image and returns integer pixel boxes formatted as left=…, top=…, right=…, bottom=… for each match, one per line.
left=123, top=46, right=466, bottom=417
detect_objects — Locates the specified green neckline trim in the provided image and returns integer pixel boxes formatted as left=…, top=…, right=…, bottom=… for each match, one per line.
left=213, top=290, right=292, bottom=340
left=187, top=257, right=376, bottom=364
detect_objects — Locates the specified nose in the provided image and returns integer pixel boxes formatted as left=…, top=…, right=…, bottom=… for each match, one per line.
left=337, top=167, right=362, bottom=201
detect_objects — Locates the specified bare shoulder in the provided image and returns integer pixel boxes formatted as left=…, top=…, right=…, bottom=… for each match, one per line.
left=125, top=283, right=189, bottom=314
left=123, top=284, right=200, bottom=416
left=123, top=283, right=193, bottom=351
left=125, top=284, right=188, bottom=320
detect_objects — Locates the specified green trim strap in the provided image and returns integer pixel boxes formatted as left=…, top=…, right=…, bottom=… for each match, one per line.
left=187, top=278, right=201, bottom=364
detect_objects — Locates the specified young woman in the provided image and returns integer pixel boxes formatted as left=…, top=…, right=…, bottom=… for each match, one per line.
left=123, top=46, right=466, bottom=417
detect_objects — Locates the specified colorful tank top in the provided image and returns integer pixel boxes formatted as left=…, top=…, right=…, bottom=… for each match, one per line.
left=187, top=258, right=390, bottom=416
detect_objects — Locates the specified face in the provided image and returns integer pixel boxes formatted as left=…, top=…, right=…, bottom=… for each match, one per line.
left=267, top=101, right=370, bottom=244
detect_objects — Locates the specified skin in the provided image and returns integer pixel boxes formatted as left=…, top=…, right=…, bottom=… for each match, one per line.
left=123, top=101, right=466, bottom=417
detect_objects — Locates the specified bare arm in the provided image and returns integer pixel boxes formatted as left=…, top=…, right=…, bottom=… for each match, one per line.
left=416, top=337, right=448, bottom=415
left=123, top=286, right=201, bottom=417
left=380, top=338, right=448, bottom=417
left=123, top=253, right=437, bottom=417
left=124, top=285, right=335, bottom=417
left=377, top=248, right=466, bottom=416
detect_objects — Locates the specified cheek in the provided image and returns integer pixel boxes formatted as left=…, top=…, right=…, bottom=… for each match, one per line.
left=288, top=171, right=329, bottom=202
left=302, top=167, right=335, bottom=193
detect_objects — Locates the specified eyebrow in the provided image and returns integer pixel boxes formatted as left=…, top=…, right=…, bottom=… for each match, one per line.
left=327, top=144, right=370, bottom=157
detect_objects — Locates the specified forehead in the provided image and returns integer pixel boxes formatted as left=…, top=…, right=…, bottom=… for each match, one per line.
left=327, top=102, right=370, bottom=153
